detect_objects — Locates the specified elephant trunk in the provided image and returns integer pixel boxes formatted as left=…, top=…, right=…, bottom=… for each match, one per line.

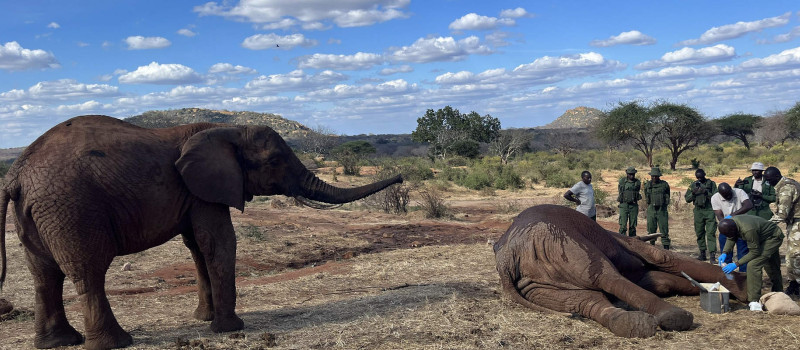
left=299, top=172, right=403, bottom=204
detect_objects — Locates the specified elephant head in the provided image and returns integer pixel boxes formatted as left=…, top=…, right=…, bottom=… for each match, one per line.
left=175, top=126, right=402, bottom=211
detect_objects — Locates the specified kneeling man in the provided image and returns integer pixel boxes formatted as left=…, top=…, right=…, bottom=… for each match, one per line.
left=718, top=216, right=784, bottom=311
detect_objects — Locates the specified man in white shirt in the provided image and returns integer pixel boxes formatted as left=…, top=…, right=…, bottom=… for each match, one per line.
left=712, top=182, right=754, bottom=269
left=564, top=171, right=596, bottom=220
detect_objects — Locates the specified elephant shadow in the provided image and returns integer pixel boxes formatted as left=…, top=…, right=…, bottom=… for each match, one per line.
left=126, top=281, right=495, bottom=347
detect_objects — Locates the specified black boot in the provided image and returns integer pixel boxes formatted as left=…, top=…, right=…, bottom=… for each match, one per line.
left=697, top=250, right=706, bottom=261
left=663, top=245, right=670, bottom=250
left=786, top=281, right=800, bottom=296
left=709, top=252, right=716, bottom=264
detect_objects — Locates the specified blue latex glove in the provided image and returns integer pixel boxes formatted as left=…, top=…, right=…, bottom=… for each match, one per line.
left=722, top=263, right=737, bottom=274
left=724, top=215, right=733, bottom=219
left=718, top=253, right=727, bottom=265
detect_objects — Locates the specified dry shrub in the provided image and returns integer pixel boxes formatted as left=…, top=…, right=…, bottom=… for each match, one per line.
left=366, top=184, right=411, bottom=214
left=418, top=187, right=449, bottom=218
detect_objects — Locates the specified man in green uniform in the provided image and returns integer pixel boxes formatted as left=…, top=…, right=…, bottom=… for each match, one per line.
left=685, top=169, right=717, bottom=261
left=618, top=167, right=641, bottom=236
left=718, top=216, right=784, bottom=311
left=734, top=162, right=775, bottom=220
left=644, top=167, right=670, bottom=249
left=763, top=166, right=800, bottom=296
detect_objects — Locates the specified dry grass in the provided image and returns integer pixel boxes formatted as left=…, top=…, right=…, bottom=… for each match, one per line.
left=2, top=166, right=800, bottom=349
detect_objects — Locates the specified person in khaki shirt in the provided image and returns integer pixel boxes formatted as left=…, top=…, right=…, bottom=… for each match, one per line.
left=763, top=166, right=800, bottom=296
left=718, top=215, right=784, bottom=311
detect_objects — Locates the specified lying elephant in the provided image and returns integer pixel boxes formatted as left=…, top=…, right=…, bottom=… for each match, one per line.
left=0, top=115, right=402, bottom=349
left=493, top=205, right=747, bottom=338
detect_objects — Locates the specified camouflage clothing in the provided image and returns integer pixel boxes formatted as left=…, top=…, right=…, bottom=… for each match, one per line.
left=736, top=175, right=775, bottom=220
left=644, top=179, right=670, bottom=246
left=618, top=177, right=641, bottom=236
left=726, top=215, right=784, bottom=302
left=685, top=179, right=718, bottom=252
left=770, top=177, right=800, bottom=283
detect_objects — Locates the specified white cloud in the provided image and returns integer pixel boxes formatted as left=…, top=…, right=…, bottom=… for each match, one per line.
left=512, top=52, right=626, bottom=81
left=304, top=79, right=417, bottom=100
left=741, top=46, right=800, bottom=70
left=678, top=12, right=791, bottom=46
left=297, top=52, right=384, bottom=70
left=124, top=36, right=172, bottom=50
left=379, top=65, right=413, bottom=75
left=389, top=36, right=492, bottom=63
left=208, top=63, right=257, bottom=75
left=631, top=65, right=738, bottom=80
left=768, top=26, right=800, bottom=44
left=241, top=33, right=318, bottom=50
left=194, top=0, right=410, bottom=29
left=0, top=79, right=119, bottom=102
left=56, top=100, right=106, bottom=113
left=0, top=41, right=60, bottom=71
left=449, top=13, right=514, bottom=31
left=118, top=62, right=203, bottom=84
left=47, top=22, right=60, bottom=29
left=635, top=44, right=736, bottom=69
left=177, top=28, right=197, bottom=37
left=590, top=30, right=656, bottom=47
left=245, top=69, right=348, bottom=93
left=500, top=8, right=529, bottom=18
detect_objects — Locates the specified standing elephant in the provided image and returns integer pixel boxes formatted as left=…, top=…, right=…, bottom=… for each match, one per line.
left=0, top=115, right=402, bottom=349
left=493, top=205, right=747, bottom=338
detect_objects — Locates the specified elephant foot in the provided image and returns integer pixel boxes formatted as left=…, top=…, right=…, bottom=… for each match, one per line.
left=34, top=325, right=84, bottom=349
left=654, top=306, right=693, bottom=331
left=194, top=306, right=215, bottom=321
left=84, top=327, right=133, bottom=350
left=210, top=314, right=244, bottom=333
left=606, top=310, right=657, bottom=338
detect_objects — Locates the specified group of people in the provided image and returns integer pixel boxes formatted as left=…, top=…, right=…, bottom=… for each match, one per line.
left=563, top=163, right=800, bottom=311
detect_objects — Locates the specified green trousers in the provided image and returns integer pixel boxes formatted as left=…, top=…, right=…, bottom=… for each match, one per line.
left=693, top=208, right=717, bottom=252
left=618, top=203, right=638, bottom=236
left=647, top=205, right=669, bottom=246
left=747, top=207, right=774, bottom=221
left=744, top=236, right=784, bottom=302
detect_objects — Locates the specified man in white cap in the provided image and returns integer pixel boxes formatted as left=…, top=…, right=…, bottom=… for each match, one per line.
left=735, top=162, right=776, bottom=220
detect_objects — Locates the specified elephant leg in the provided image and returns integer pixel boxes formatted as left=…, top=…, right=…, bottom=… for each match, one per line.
left=636, top=271, right=698, bottom=297
left=190, top=203, right=243, bottom=333
left=73, top=262, right=132, bottom=350
left=596, top=274, right=693, bottom=332
left=23, top=250, right=83, bottom=349
left=526, top=287, right=657, bottom=338
left=181, top=229, right=214, bottom=321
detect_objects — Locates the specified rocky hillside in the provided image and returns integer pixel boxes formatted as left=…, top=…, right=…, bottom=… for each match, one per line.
left=125, top=108, right=311, bottom=140
left=540, top=106, right=603, bottom=129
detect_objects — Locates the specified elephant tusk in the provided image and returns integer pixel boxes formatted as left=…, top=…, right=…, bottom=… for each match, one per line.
left=637, top=233, right=662, bottom=242
left=294, top=196, right=343, bottom=210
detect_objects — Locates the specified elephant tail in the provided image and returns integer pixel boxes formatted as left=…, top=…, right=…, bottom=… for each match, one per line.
left=0, top=188, right=8, bottom=292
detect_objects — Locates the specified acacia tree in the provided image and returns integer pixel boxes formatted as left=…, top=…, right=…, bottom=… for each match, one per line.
left=411, top=106, right=501, bottom=159
left=298, top=124, right=338, bottom=157
left=783, top=101, right=800, bottom=141
left=714, top=113, right=762, bottom=150
left=331, top=140, right=376, bottom=175
left=595, top=101, right=662, bottom=167
left=489, top=129, right=531, bottom=164
left=651, top=102, right=715, bottom=170
left=755, top=112, right=791, bottom=148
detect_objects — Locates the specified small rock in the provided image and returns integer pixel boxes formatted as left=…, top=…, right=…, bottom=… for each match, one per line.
left=487, top=239, right=495, bottom=246
left=382, top=232, right=394, bottom=238
left=411, top=241, right=423, bottom=247
left=261, top=332, right=277, bottom=347
left=121, top=262, right=132, bottom=271
left=0, top=298, right=13, bottom=315
left=342, top=251, right=356, bottom=259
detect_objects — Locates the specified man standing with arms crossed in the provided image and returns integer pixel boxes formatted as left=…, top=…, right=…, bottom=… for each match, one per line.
left=685, top=169, right=718, bottom=261
left=763, top=166, right=800, bottom=296
left=644, top=167, right=670, bottom=249
left=618, top=167, right=641, bottom=236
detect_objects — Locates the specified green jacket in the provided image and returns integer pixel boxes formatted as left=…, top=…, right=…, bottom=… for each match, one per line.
left=617, top=178, right=642, bottom=204
left=685, top=179, right=717, bottom=209
left=735, top=176, right=775, bottom=211
left=644, top=180, right=670, bottom=207
left=725, top=215, right=784, bottom=266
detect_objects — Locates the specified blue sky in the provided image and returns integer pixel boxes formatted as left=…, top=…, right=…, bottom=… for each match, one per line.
left=2, top=1, right=800, bottom=148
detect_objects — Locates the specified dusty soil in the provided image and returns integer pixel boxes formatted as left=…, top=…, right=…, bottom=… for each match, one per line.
left=1, top=166, right=799, bottom=349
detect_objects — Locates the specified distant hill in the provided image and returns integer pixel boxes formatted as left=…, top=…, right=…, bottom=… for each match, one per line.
left=540, top=106, right=603, bottom=129
left=125, top=108, right=312, bottom=140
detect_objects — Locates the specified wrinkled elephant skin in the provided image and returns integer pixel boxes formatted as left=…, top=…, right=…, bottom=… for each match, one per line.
left=0, top=115, right=402, bottom=349
left=494, top=205, right=747, bottom=338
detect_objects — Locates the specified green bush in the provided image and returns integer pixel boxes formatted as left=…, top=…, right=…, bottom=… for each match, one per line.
left=449, top=139, right=480, bottom=158
left=461, top=169, right=492, bottom=190
left=707, top=163, right=730, bottom=177
left=594, top=188, right=610, bottom=206
left=494, top=167, right=525, bottom=190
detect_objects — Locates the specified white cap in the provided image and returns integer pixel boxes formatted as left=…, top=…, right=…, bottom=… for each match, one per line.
left=751, top=162, right=765, bottom=171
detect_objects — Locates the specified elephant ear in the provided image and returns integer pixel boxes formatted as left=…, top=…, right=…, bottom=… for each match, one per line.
left=176, top=127, right=245, bottom=211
